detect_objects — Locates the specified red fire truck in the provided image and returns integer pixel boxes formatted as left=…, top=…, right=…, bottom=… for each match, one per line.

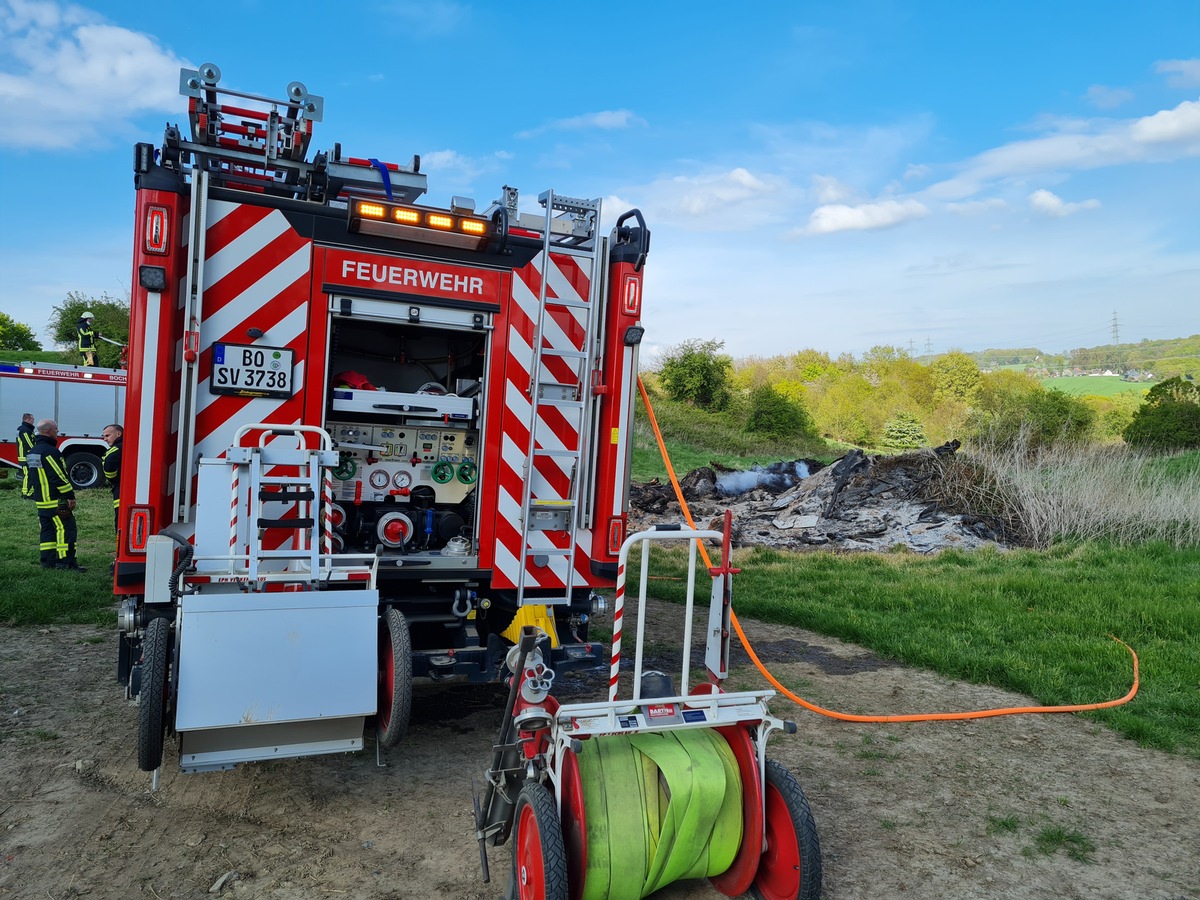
left=116, top=64, right=650, bottom=774
left=0, top=361, right=126, bottom=489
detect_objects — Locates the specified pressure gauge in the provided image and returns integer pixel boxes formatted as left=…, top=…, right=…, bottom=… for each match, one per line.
left=369, top=469, right=390, bottom=489
left=392, top=471, right=412, bottom=489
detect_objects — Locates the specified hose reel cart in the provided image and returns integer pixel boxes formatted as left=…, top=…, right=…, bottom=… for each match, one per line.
left=475, top=514, right=822, bottom=900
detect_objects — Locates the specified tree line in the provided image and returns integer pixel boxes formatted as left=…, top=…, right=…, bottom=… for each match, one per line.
left=654, top=339, right=1200, bottom=453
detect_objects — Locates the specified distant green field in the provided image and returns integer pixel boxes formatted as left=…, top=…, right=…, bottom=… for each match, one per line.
left=1040, top=376, right=1148, bottom=398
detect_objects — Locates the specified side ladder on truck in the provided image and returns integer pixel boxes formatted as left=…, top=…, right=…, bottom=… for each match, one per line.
left=515, top=190, right=604, bottom=607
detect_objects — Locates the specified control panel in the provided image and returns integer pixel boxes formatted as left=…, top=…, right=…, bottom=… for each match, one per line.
left=328, top=421, right=479, bottom=504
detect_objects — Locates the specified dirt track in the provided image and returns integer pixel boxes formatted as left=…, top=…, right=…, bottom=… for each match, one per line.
left=2, top=599, right=1198, bottom=900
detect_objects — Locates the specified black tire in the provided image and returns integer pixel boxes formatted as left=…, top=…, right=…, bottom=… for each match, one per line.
left=137, top=617, right=171, bottom=772
left=64, top=452, right=103, bottom=490
left=751, top=759, right=823, bottom=900
left=508, top=782, right=567, bottom=900
left=376, top=607, right=412, bottom=749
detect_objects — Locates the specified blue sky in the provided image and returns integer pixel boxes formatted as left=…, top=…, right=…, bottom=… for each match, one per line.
left=1, top=0, right=1197, bottom=363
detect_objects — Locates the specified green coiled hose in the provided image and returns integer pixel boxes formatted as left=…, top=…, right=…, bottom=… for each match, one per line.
left=576, top=729, right=743, bottom=899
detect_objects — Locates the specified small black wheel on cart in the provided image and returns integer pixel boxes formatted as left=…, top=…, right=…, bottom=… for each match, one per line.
left=137, top=617, right=172, bottom=772
left=377, top=607, right=412, bottom=749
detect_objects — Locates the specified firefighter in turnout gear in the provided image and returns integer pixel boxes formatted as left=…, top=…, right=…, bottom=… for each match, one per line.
left=16, top=412, right=35, bottom=498
left=102, top=424, right=122, bottom=530
left=28, top=419, right=85, bottom=571
left=78, top=312, right=98, bottom=366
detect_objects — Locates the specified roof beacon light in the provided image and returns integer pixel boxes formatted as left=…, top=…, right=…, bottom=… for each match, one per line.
left=348, top=199, right=492, bottom=250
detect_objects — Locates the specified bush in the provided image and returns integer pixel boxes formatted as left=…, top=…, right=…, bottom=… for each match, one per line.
left=746, top=383, right=817, bottom=439
left=1124, top=402, right=1200, bottom=450
left=968, top=386, right=1095, bottom=450
left=881, top=412, right=927, bottom=450
left=1124, top=377, right=1200, bottom=451
left=658, top=338, right=733, bottom=411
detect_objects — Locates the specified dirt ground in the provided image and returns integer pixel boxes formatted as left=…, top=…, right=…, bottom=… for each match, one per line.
left=2, top=597, right=1198, bottom=900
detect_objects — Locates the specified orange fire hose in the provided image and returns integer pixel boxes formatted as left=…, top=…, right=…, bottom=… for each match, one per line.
left=636, top=376, right=1138, bottom=722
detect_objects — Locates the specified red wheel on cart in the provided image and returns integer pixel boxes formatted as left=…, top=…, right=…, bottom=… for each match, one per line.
left=709, top=722, right=765, bottom=897
left=751, top=759, right=822, bottom=900
left=558, top=747, right=589, bottom=900
left=377, top=607, right=412, bottom=749
left=510, top=781, right=568, bottom=900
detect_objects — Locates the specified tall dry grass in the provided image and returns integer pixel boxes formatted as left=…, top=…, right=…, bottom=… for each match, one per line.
left=931, top=433, right=1200, bottom=548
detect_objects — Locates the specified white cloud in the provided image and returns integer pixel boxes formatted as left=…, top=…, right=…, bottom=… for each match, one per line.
left=516, top=110, right=647, bottom=140
left=631, top=166, right=791, bottom=231
left=672, top=167, right=768, bottom=215
left=811, top=174, right=851, bottom=203
left=1130, top=98, right=1200, bottom=143
left=904, top=163, right=930, bottom=181
left=419, top=148, right=511, bottom=191
left=1028, top=188, right=1100, bottom=217
left=0, top=1, right=187, bottom=149
left=927, top=97, right=1200, bottom=201
left=800, top=198, right=929, bottom=235
left=1085, top=84, right=1133, bottom=110
left=1155, top=58, right=1200, bottom=88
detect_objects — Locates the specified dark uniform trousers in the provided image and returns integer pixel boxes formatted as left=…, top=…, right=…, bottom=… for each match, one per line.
left=103, top=440, right=122, bottom=531
left=27, top=437, right=79, bottom=567
left=16, top=423, right=35, bottom=498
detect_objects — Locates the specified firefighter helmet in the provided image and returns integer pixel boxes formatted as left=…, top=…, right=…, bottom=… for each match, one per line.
left=81, top=310, right=95, bottom=320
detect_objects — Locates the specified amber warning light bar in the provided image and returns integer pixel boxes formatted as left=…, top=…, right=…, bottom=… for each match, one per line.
left=349, top=199, right=491, bottom=250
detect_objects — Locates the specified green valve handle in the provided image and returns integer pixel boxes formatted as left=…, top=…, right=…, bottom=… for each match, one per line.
left=432, top=461, right=455, bottom=484
left=333, top=454, right=357, bottom=480
left=457, top=460, right=478, bottom=484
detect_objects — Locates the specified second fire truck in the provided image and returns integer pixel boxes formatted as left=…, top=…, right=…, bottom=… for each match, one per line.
left=116, top=64, right=650, bottom=774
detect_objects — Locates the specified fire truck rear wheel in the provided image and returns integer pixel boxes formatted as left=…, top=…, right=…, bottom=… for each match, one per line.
left=377, top=607, right=412, bottom=749
left=65, top=452, right=103, bottom=490
left=137, top=617, right=171, bottom=772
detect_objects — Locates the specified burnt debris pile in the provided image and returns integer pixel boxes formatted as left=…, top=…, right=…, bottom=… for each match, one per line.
left=629, top=442, right=1011, bottom=554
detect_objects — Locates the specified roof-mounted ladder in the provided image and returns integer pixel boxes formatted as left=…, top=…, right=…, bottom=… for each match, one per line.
left=165, top=63, right=427, bottom=204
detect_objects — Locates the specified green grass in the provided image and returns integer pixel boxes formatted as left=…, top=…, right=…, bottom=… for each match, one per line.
left=1148, top=450, right=1200, bottom=482
left=1040, top=375, right=1147, bottom=398
left=1030, top=826, right=1096, bottom=862
left=640, top=541, right=1200, bottom=759
left=0, top=481, right=117, bottom=626
left=987, top=814, right=1022, bottom=835
left=0, top=349, right=75, bottom=365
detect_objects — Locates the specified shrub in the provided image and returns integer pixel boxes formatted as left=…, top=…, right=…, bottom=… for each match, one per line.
left=658, top=338, right=733, bottom=411
left=747, top=383, right=817, bottom=439
left=881, top=412, right=927, bottom=450
left=1124, top=401, right=1200, bottom=450
left=1124, top=377, right=1200, bottom=451
left=968, top=385, right=1095, bottom=450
